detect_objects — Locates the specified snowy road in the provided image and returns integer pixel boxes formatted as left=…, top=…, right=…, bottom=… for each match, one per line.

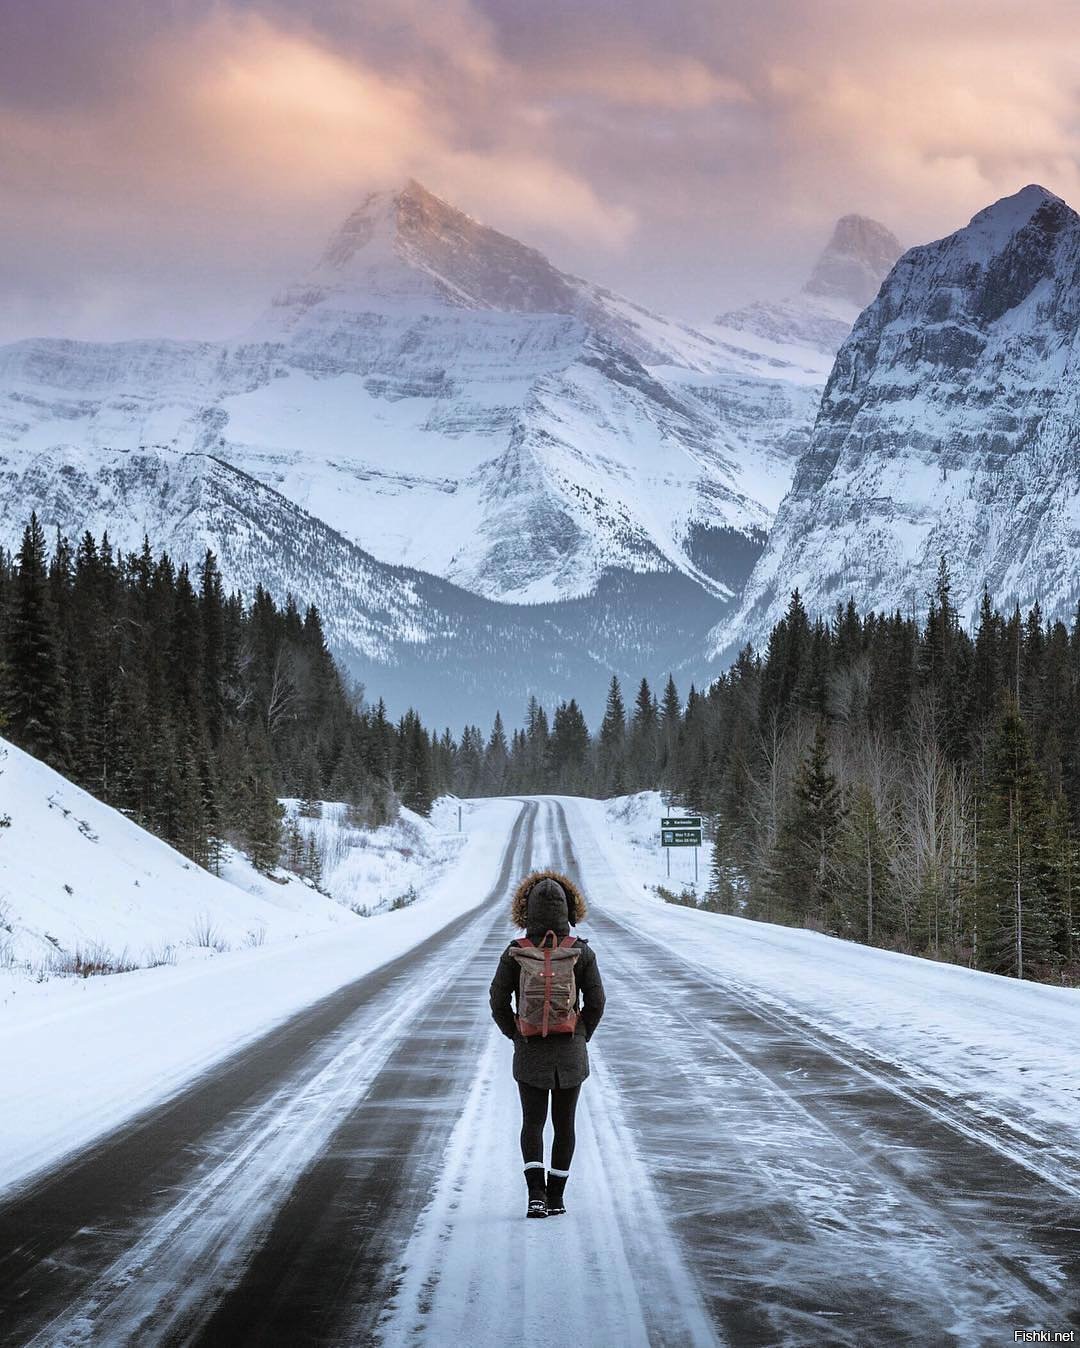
left=2, top=798, right=1078, bottom=1345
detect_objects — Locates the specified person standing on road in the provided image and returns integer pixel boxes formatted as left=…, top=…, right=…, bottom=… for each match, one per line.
left=489, top=870, right=606, bottom=1219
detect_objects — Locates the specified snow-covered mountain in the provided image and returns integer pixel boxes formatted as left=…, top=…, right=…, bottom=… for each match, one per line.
left=710, top=185, right=1080, bottom=659
left=0, top=181, right=902, bottom=714
left=0, top=444, right=722, bottom=724
left=222, top=179, right=826, bottom=603
left=711, top=214, right=903, bottom=360
left=0, top=184, right=895, bottom=606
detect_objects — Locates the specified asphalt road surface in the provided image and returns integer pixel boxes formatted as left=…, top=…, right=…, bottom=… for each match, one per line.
left=1, top=797, right=1077, bottom=1346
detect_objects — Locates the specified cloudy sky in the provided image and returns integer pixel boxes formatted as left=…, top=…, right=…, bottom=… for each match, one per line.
left=3, top=0, right=1079, bottom=341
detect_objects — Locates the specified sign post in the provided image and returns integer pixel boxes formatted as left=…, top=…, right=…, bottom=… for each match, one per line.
left=660, top=816, right=702, bottom=888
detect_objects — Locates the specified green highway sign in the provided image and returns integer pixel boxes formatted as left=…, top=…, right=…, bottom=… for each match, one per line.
left=661, top=828, right=702, bottom=847
left=661, top=816, right=701, bottom=830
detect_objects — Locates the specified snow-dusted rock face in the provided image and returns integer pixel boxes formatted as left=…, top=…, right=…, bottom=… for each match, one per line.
left=0, top=182, right=885, bottom=611
left=713, top=214, right=903, bottom=358
left=804, top=214, right=905, bottom=308
left=710, top=185, right=1080, bottom=660
left=0, top=444, right=722, bottom=724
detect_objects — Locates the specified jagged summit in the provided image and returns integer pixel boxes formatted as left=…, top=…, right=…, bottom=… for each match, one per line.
left=709, top=181, right=1080, bottom=662
left=309, top=179, right=579, bottom=315
left=803, top=214, right=903, bottom=307
left=268, top=180, right=745, bottom=371
left=960, top=183, right=1075, bottom=253
left=711, top=213, right=901, bottom=362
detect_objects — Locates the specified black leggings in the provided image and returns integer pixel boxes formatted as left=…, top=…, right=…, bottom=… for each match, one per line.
left=518, top=1082, right=581, bottom=1171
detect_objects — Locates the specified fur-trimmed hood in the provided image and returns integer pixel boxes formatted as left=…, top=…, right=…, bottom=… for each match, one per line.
left=510, top=869, right=588, bottom=930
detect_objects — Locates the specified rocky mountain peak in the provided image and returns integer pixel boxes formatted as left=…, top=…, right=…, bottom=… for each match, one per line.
left=708, top=183, right=1080, bottom=665
left=959, top=183, right=1075, bottom=257
left=312, top=179, right=579, bottom=314
left=803, top=214, right=903, bottom=307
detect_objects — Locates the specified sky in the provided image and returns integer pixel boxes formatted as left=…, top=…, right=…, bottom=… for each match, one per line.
left=2, top=0, right=1079, bottom=342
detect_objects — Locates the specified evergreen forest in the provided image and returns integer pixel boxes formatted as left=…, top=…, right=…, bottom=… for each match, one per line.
left=3, top=518, right=1077, bottom=984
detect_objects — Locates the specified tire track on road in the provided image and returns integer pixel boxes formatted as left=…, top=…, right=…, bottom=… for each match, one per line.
left=0, top=802, right=536, bottom=1348
left=551, top=797, right=1080, bottom=1345
left=192, top=802, right=544, bottom=1347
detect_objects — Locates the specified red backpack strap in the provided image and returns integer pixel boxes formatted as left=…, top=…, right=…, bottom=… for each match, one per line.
left=515, top=937, right=535, bottom=948
left=559, top=935, right=577, bottom=948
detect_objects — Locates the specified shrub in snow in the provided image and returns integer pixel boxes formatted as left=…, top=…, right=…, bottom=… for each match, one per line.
left=189, top=913, right=230, bottom=953
left=389, top=885, right=419, bottom=911
left=48, top=943, right=140, bottom=978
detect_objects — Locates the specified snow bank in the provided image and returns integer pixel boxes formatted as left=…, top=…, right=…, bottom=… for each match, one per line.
left=0, top=765, right=519, bottom=1194
left=0, top=739, right=352, bottom=976
left=605, top=790, right=710, bottom=897
left=573, top=795, right=1080, bottom=1154
left=278, top=795, right=466, bottom=916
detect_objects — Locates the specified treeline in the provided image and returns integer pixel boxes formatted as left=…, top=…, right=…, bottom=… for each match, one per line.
left=669, top=566, right=1080, bottom=982
left=438, top=681, right=686, bottom=800
left=454, top=562, right=1080, bottom=983
left=0, top=516, right=436, bottom=872
left=5, top=513, right=1079, bottom=983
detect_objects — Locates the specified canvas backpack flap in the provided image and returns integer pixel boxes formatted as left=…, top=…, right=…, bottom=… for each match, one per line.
left=509, top=936, right=581, bottom=1037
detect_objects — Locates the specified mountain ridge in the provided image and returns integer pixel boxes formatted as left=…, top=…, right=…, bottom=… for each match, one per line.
left=708, top=183, right=1080, bottom=660
left=0, top=178, right=905, bottom=719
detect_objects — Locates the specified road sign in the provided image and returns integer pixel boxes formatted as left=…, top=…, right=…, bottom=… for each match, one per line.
left=660, top=815, right=702, bottom=880
left=661, top=828, right=702, bottom=847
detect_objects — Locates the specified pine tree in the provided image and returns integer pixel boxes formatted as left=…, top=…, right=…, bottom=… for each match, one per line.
left=176, top=744, right=209, bottom=866
left=525, top=697, right=550, bottom=789
left=305, top=833, right=323, bottom=887
left=774, top=725, right=846, bottom=927
left=299, top=754, right=322, bottom=817
left=550, top=699, right=589, bottom=789
left=484, top=711, right=509, bottom=794
left=976, top=700, right=1056, bottom=977
left=1048, top=792, right=1078, bottom=968
left=455, top=725, right=484, bottom=797
left=397, top=711, right=434, bottom=814
left=244, top=728, right=284, bottom=874
left=284, top=815, right=305, bottom=873
left=834, top=782, right=891, bottom=943
left=705, top=812, right=735, bottom=914
left=2, top=514, right=66, bottom=764
left=598, top=676, right=626, bottom=795
left=628, top=677, right=658, bottom=790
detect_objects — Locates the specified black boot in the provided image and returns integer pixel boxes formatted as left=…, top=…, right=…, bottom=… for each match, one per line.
left=524, top=1165, right=548, bottom=1218
left=546, top=1170, right=568, bottom=1215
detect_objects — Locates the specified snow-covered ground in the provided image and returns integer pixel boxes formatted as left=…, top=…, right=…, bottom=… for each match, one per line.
left=0, top=738, right=347, bottom=977
left=603, top=788, right=710, bottom=896
left=0, top=735, right=514, bottom=1191
left=278, top=795, right=467, bottom=917
left=585, top=792, right=1080, bottom=1167
left=0, top=738, right=467, bottom=980
left=3, top=791, right=1078, bottom=1343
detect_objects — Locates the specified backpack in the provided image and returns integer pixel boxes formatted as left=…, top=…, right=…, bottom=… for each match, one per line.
left=508, top=931, right=582, bottom=1037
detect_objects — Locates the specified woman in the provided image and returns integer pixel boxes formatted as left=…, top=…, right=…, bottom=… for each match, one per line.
left=489, top=870, right=606, bottom=1218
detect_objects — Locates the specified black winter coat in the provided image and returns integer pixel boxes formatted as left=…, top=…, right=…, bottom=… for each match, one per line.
left=489, top=937, right=605, bottom=1088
